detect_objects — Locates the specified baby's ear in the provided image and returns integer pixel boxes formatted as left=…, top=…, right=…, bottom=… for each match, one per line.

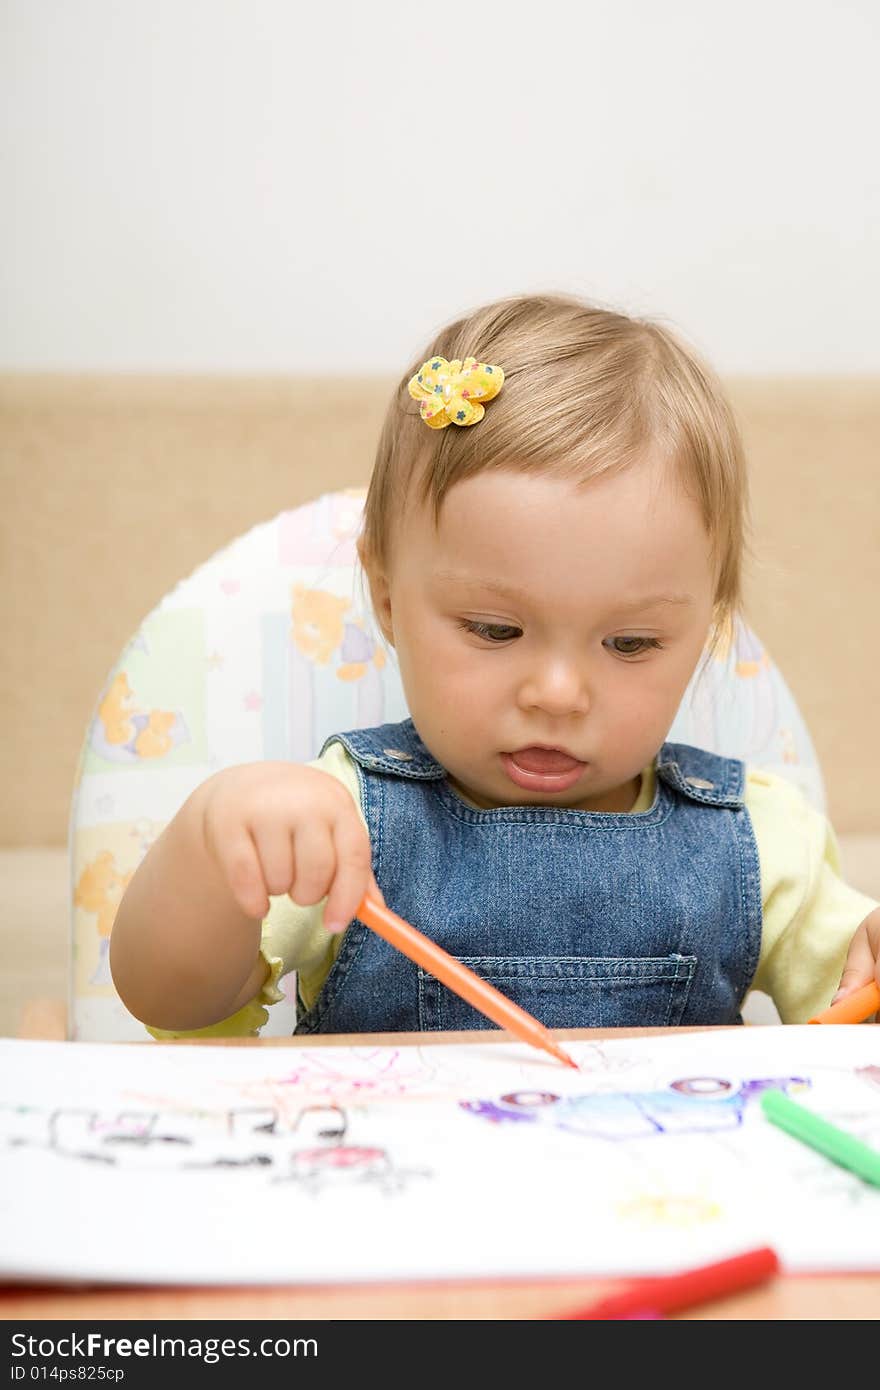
left=358, top=544, right=395, bottom=647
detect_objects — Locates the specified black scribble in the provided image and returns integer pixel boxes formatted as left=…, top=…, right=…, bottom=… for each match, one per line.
left=0, top=1100, right=430, bottom=1194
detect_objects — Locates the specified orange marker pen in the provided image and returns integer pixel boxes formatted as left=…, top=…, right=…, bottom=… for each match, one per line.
left=356, top=893, right=579, bottom=1069
left=808, top=980, right=880, bottom=1025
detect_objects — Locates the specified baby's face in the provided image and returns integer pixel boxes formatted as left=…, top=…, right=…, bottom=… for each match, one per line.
left=369, top=453, right=716, bottom=811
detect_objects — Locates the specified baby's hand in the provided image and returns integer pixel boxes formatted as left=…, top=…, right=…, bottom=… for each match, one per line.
left=833, top=906, right=880, bottom=1021
left=198, top=762, right=383, bottom=932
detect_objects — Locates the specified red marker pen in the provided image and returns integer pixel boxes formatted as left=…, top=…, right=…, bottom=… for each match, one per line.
left=555, top=1245, right=780, bottom=1319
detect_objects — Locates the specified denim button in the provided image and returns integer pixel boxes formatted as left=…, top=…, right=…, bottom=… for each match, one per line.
left=686, top=776, right=715, bottom=789
left=383, top=748, right=413, bottom=761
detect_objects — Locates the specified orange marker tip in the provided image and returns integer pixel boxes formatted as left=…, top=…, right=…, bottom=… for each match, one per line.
left=545, top=1041, right=579, bottom=1069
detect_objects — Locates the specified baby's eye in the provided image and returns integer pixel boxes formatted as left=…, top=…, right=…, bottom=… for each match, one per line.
left=606, top=636, right=663, bottom=657
left=458, top=619, right=521, bottom=643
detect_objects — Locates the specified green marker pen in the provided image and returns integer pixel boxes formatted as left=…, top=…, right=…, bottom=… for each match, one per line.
left=760, top=1088, right=880, bottom=1188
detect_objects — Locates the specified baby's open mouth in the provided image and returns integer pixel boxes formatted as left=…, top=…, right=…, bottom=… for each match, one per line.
left=500, top=749, right=587, bottom=794
left=507, top=747, right=585, bottom=774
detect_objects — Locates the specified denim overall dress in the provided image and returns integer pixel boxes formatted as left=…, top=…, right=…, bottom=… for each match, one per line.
left=293, top=718, right=762, bottom=1034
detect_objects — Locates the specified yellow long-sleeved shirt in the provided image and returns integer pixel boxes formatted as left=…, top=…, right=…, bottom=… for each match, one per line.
left=149, top=741, right=878, bottom=1039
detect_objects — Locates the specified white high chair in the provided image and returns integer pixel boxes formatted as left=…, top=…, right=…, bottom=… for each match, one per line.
left=67, top=488, right=826, bottom=1041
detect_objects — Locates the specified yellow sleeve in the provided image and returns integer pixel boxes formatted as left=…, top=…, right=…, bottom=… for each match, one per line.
left=748, top=769, right=879, bottom=1023
left=146, top=739, right=364, bottom=1040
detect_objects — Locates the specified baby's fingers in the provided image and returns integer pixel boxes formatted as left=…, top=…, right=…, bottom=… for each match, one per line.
left=833, top=915, right=879, bottom=1008
left=224, top=830, right=271, bottom=920
left=287, top=820, right=337, bottom=909
left=322, top=816, right=375, bottom=934
left=250, top=820, right=296, bottom=900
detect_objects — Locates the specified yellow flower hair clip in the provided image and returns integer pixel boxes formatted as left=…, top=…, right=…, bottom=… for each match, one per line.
left=407, top=356, right=504, bottom=429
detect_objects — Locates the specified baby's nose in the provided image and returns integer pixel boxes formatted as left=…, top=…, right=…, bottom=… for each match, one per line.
left=519, top=658, right=590, bottom=715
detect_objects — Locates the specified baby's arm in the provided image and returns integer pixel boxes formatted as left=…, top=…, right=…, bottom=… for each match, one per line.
left=835, top=907, right=880, bottom=1017
left=109, top=761, right=379, bottom=1032
left=748, top=770, right=879, bottom=1022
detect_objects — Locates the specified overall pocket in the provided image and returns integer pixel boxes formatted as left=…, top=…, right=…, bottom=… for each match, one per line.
left=417, top=954, right=697, bottom=1031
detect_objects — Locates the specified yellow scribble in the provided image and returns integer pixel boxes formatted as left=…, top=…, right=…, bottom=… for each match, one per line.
left=615, top=1193, right=722, bottom=1228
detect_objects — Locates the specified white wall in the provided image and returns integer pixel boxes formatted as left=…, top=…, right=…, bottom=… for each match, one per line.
left=2, top=0, right=878, bottom=372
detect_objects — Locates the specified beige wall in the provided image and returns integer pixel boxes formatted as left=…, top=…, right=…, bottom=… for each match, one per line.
left=2, top=375, right=879, bottom=844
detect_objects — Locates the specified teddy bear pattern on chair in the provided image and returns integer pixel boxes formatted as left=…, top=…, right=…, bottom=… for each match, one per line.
left=69, top=488, right=826, bottom=1042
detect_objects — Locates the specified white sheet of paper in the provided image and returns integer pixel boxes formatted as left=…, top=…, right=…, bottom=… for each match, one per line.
left=2, top=1027, right=879, bottom=1285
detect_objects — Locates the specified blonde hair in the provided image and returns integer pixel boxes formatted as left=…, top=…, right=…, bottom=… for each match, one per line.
left=358, top=293, right=752, bottom=663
